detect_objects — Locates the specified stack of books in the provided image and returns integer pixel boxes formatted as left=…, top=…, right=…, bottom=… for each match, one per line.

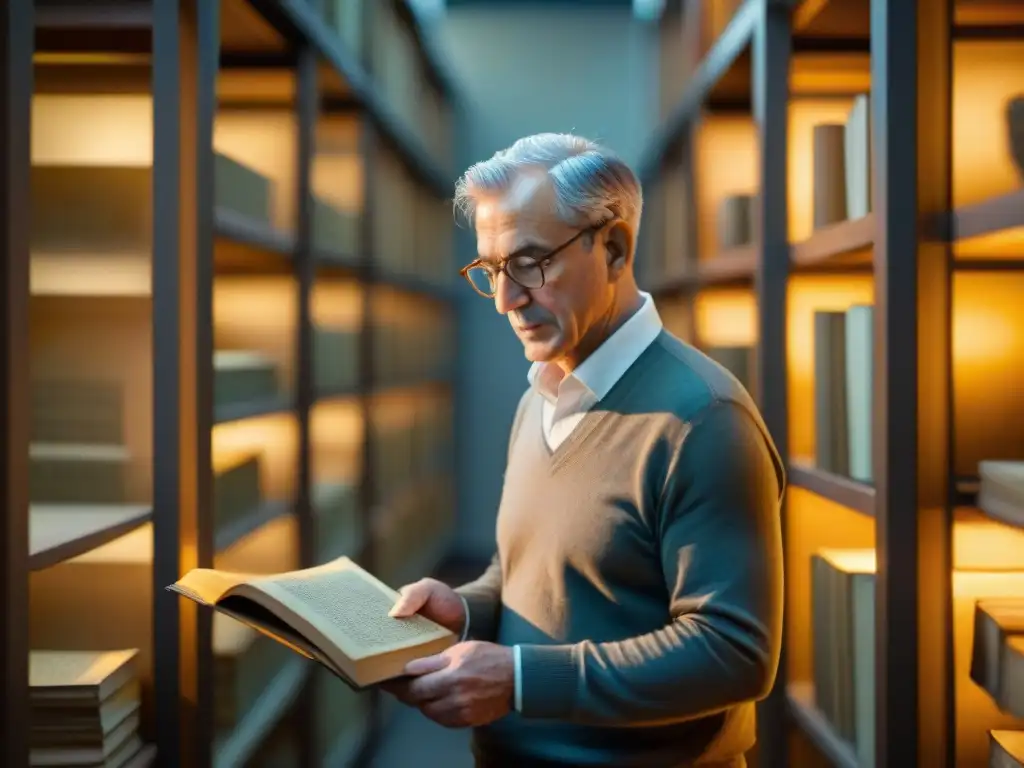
left=30, top=649, right=155, bottom=767
left=978, top=461, right=1024, bottom=529
left=30, top=379, right=129, bottom=505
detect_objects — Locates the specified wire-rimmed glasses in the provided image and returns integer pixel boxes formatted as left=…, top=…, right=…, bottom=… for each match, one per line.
left=459, top=221, right=608, bottom=298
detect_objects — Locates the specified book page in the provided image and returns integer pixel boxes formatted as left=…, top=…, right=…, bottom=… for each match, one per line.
left=169, top=567, right=253, bottom=605
left=251, top=559, right=453, bottom=658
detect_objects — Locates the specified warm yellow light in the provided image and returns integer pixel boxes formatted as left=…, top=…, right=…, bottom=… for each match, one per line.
left=787, top=273, right=874, bottom=460
left=214, top=111, right=296, bottom=231
left=31, top=253, right=151, bottom=297
left=953, top=41, right=1024, bottom=208
left=953, top=508, right=1024, bottom=571
left=955, top=226, right=1024, bottom=260
left=212, top=413, right=298, bottom=501
left=312, top=279, right=363, bottom=328
left=314, top=115, right=364, bottom=212
left=790, top=54, right=871, bottom=97
left=31, top=297, right=153, bottom=502
left=952, top=272, right=1024, bottom=476
left=311, top=400, right=363, bottom=484
left=659, top=298, right=695, bottom=343
left=788, top=98, right=858, bottom=243
left=784, top=488, right=876, bottom=682
left=214, top=275, right=298, bottom=393
left=67, top=524, right=153, bottom=565
left=215, top=513, right=297, bottom=574
left=693, top=287, right=757, bottom=347
left=694, top=114, right=758, bottom=260
left=32, top=94, right=152, bottom=167
left=953, top=569, right=1024, bottom=766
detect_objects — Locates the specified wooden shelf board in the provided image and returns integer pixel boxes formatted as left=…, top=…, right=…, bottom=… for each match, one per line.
left=791, top=215, right=874, bottom=269
left=213, top=657, right=310, bottom=768
left=786, top=682, right=860, bottom=768
left=698, top=246, right=758, bottom=284
left=214, top=394, right=294, bottom=425
left=950, top=188, right=1024, bottom=250
left=29, top=504, right=152, bottom=571
left=638, top=0, right=758, bottom=181
left=215, top=498, right=292, bottom=553
left=793, top=0, right=870, bottom=39
left=788, top=458, right=876, bottom=516
left=315, top=384, right=360, bottom=403
left=214, top=208, right=294, bottom=257
left=650, top=246, right=757, bottom=296
left=252, top=0, right=453, bottom=195
left=315, top=250, right=362, bottom=275
left=374, top=270, right=455, bottom=303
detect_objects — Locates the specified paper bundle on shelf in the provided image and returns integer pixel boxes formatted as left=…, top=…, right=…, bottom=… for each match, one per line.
left=32, top=379, right=123, bottom=445
left=213, top=350, right=280, bottom=409
left=30, top=443, right=129, bottom=505
left=313, top=480, right=361, bottom=563
left=990, top=730, right=1024, bottom=767
left=213, top=451, right=263, bottom=534
left=312, top=196, right=359, bottom=255
left=29, top=378, right=130, bottom=506
left=971, top=599, right=1024, bottom=718
left=978, top=462, right=1024, bottom=529
left=810, top=549, right=876, bottom=768
left=29, top=649, right=155, bottom=768
left=844, top=94, right=873, bottom=220
left=214, top=152, right=274, bottom=226
left=717, top=194, right=754, bottom=250
left=812, top=124, right=848, bottom=230
left=313, top=325, right=359, bottom=395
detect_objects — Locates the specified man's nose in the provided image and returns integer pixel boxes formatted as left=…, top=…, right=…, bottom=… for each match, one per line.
left=493, top=271, right=529, bottom=315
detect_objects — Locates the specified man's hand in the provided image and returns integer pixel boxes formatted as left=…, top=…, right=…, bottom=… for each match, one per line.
left=383, top=641, right=514, bottom=729
left=388, top=577, right=467, bottom=635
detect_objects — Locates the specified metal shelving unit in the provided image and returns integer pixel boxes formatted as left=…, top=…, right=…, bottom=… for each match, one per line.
left=1, top=0, right=459, bottom=766
left=641, top=1, right=1024, bottom=766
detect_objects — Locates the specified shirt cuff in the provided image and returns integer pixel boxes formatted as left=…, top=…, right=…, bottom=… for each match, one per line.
left=458, top=594, right=470, bottom=641
left=513, top=645, right=523, bottom=712
left=516, top=643, right=579, bottom=719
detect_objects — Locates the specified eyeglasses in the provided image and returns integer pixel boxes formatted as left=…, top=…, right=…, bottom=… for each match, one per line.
left=459, top=221, right=609, bottom=299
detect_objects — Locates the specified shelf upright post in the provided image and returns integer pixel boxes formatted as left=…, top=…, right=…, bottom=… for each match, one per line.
left=0, top=1, right=32, bottom=766
left=151, top=0, right=218, bottom=765
left=870, top=0, right=954, bottom=765
left=357, top=6, right=383, bottom=762
left=295, top=37, right=318, bottom=768
left=751, top=2, right=791, bottom=767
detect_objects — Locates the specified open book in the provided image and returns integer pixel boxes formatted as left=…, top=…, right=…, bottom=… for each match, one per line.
left=167, top=555, right=457, bottom=690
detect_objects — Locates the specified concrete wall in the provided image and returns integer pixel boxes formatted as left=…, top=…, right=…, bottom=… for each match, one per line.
left=436, top=4, right=660, bottom=558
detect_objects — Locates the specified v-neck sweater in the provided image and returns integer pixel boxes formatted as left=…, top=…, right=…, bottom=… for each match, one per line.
left=457, top=330, right=786, bottom=767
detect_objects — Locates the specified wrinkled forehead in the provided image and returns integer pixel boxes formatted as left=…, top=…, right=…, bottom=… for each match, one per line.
left=473, top=170, right=562, bottom=258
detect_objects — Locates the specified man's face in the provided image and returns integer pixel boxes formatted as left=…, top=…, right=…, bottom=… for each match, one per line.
left=473, top=171, right=611, bottom=365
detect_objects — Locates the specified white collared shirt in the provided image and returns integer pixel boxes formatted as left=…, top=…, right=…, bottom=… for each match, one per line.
left=527, top=291, right=664, bottom=451
left=510, top=291, right=663, bottom=710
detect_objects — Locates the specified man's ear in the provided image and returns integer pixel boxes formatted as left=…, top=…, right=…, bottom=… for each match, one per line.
left=605, top=222, right=633, bottom=278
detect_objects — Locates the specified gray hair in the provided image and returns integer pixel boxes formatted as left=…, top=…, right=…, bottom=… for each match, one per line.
left=452, top=133, right=644, bottom=235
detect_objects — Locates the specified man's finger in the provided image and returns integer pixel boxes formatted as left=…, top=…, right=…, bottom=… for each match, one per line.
left=404, top=651, right=450, bottom=677
left=404, top=667, right=450, bottom=703
left=388, top=582, right=429, bottom=617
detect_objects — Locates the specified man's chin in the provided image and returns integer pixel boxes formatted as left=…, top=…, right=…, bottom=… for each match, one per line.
left=521, top=337, right=564, bottom=363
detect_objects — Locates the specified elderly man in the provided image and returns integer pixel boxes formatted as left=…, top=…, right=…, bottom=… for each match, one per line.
left=386, top=133, right=785, bottom=768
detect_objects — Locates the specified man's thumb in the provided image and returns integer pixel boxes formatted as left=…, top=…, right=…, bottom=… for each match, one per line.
left=388, top=583, right=429, bottom=617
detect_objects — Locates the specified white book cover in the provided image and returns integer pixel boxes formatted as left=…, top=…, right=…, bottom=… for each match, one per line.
left=845, top=305, right=874, bottom=483
left=845, top=94, right=872, bottom=220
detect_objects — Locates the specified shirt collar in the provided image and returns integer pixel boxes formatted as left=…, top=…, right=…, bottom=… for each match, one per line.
left=527, top=291, right=663, bottom=403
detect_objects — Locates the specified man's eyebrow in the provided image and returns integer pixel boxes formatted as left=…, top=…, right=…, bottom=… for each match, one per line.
left=477, top=240, right=548, bottom=265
